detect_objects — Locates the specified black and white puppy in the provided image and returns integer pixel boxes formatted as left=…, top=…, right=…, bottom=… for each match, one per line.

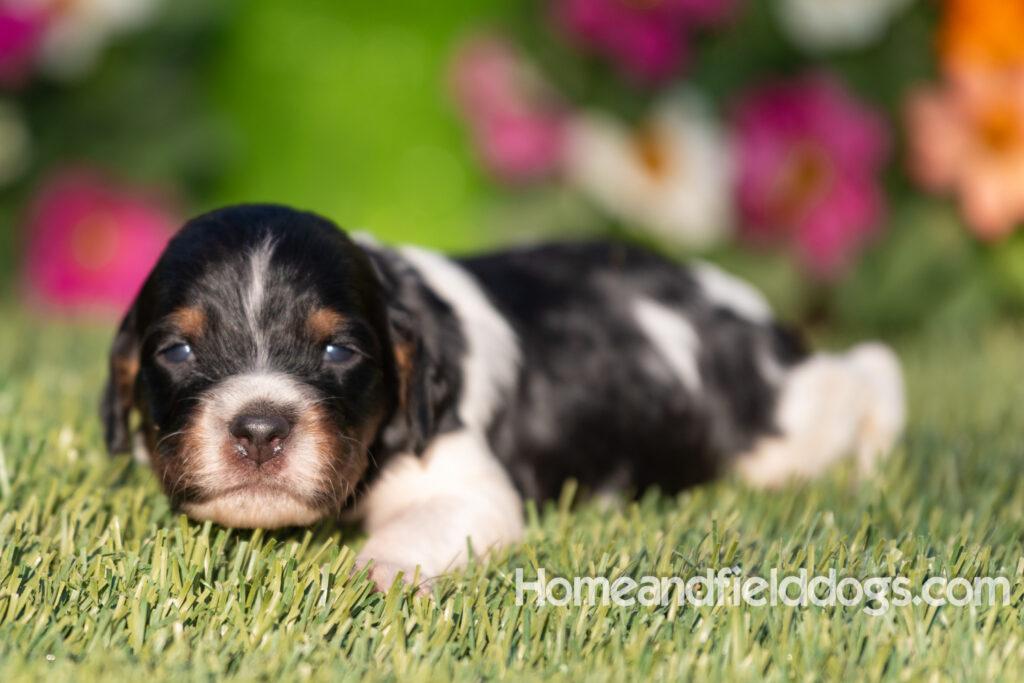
left=102, top=204, right=905, bottom=590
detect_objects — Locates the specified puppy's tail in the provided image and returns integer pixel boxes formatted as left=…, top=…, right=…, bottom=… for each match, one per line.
left=735, top=342, right=905, bottom=489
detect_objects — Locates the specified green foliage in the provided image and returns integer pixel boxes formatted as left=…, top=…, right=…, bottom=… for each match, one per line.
left=202, top=0, right=518, bottom=251
left=1, top=312, right=1023, bottom=680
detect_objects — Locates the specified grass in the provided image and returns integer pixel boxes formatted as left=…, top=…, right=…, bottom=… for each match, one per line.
left=1, top=309, right=1023, bottom=681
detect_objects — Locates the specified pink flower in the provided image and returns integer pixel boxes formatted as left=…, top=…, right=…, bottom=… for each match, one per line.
left=0, top=0, right=163, bottom=86
left=905, top=69, right=1024, bottom=241
left=450, top=35, right=568, bottom=183
left=549, top=0, right=737, bottom=85
left=22, top=168, right=178, bottom=315
left=0, top=2, right=49, bottom=88
left=733, top=76, right=889, bottom=278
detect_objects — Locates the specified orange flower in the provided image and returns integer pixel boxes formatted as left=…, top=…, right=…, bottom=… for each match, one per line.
left=939, top=0, right=1024, bottom=73
left=905, top=68, right=1024, bottom=239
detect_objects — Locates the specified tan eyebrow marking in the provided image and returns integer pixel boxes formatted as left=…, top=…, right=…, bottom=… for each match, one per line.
left=167, top=307, right=206, bottom=338
left=307, top=308, right=347, bottom=340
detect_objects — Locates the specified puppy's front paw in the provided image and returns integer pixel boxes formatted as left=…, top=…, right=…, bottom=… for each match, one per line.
left=353, top=555, right=435, bottom=596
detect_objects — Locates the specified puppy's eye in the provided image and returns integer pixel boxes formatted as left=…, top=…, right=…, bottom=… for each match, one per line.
left=161, top=343, right=193, bottom=364
left=323, top=344, right=355, bottom=363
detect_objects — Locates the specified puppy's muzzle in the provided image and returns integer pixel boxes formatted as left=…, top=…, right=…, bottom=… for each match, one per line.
left=229, top=411, right=293, bottom=465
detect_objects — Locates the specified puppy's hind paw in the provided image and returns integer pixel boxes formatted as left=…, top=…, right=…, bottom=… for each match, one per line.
left=847, top=342, right=906, bottom=477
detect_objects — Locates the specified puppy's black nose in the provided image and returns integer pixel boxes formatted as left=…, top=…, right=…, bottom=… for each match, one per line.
left=229, top=414, right=292, bottom=464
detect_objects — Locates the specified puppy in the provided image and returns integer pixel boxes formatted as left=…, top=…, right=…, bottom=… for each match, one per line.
left=102, top=204, right=905, bottom=590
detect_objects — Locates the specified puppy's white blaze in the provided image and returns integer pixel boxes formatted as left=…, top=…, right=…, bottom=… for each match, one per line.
left=399, top=246, right=521, bottom=430
left=244, top=236, right=276, bottom=369
left=634, top=298, right=702, bottom=391
left=692, top=261, right=772, bottom=324
left=183, top=372, right=329, bottom=527
left=360, top=429, right=524, bottom=576
left=736, top=343, right=906, bottom=488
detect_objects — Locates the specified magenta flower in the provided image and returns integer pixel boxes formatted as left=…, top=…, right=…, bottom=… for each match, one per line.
left=549, top=0, right=737, bottom=85
left=23, top=168, right=178, bottom=315
left=0, top=3, right=49, bottom=87
left=450, top=35, right=568, bottom=183
left=732, top=76, right=889, bottom=278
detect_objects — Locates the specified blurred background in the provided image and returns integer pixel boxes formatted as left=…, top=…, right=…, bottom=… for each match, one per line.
left=1, top=0, right=1022, bottom=337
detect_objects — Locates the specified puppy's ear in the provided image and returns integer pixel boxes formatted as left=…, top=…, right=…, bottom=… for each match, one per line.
left=378, top=303, right=444, bottom=455
left=100, top=303, right=140, bottom=455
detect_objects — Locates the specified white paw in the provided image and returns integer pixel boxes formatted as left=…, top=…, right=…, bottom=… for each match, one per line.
left=848, top=343, right=906, bottom=476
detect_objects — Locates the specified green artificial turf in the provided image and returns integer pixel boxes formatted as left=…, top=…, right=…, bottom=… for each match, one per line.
left=1, top=310, right=1023, bottom=681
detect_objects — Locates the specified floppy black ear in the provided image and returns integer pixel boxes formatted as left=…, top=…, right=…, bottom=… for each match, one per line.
left=377, top=303, right=443, bottom=455
left=356, top=241, right=454, bottom=457
left=100, top=303, right=140, bottom=455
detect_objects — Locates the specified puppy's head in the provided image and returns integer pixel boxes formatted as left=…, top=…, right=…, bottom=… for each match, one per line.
left=101, top=204, right=419, bottom=528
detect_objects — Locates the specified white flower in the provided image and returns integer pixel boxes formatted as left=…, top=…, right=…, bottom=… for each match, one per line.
left=39, top=0, right=161, bottom=79
left=564, top=92, right=733, bottom=249
left=0, top=101, right=31, bottom=187
left=776, top=0, right=914, bottom=52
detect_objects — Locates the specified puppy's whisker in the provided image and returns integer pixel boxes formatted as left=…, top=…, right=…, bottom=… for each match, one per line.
left=155, top=429, right=187, bottom=450
left=307, top=395, right=347, bottom=408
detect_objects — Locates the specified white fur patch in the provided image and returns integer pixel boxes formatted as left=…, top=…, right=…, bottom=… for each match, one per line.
left=736, top=342, right=905, bottom=488
left=757, top=347, right=788, bottom=387
left=845, top=343, right=907, bottom=474
left=244, top=236, right=276, bottom=369
left=132, top=431, right=151, bottom=465
left=692, top=261, right=772, bottom=324
left=350, top=231, right=381, bottom=248
left=399, top=246, right=521, bottom=430
left=633, top=298, right=702, bottom=391
left=359, top=429, right=524, bottom=577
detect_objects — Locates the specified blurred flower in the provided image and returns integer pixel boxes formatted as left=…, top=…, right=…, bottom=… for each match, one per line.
left=549, top=0, right=737, bottom=85
left=906, top=70, right=1024, bottom=240
left=0, top=0, right=160, bottom=85
left=451, top=35, right=568, bottom=183
left=565, top=92, right=733, bottom=248
left=939, top=0, right=1024, bottom=74
left=776, top=0, right=912, bottom=52
left=733, top=76, right=889, bottom=278
left=23, top=168, right=177, bottom=314
left=39, top=0, right=161, bottom=79
left=0, top=1, right=49, bottom=87
left=0, top=99, right=30, bottom=184
left=677, top=0, right=737, bottom=26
